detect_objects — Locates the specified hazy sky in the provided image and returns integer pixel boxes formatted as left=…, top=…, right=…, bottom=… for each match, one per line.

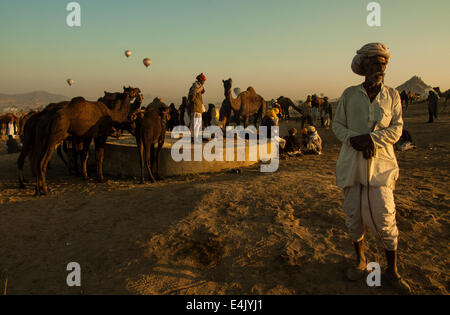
left=0, top=0, right=449, bottom=103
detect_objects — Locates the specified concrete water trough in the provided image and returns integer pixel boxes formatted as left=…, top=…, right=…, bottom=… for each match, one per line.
left=51, top=132, right=278, bottom=178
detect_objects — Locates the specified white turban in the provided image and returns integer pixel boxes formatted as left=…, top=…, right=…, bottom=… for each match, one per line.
left=351, top=43, right=391, bottom=76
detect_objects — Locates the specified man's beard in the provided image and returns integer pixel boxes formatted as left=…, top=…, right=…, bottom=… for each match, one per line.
left=367, top=72, right=385, bottom=84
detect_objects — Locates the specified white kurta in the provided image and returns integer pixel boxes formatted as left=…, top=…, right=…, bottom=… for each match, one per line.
left=332, top=84, right=403, bottom=189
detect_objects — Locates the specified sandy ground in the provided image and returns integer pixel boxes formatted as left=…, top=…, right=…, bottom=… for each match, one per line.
left=0, top=100, right=448, bottom=295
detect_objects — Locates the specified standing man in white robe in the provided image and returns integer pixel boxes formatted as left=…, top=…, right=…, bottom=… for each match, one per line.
left=188, top=73, right=206, bottom=142
left=332, top=43, right=411, bottom=292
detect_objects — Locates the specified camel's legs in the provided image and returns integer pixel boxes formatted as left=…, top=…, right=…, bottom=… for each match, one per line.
left=137, top=139, right=145, bottom=184
left=37, top=143, right=57, bottom=195
left=17, top=143, right=30, bottom=188
left=145, top=144, right=156, bottom=183
left=155, top=142, right=163, bottom=180
left=56, top=144, right=68, bottom=168
left=71, top=138, right=83, bottom=176
left=94, top=136, right=108, bottom=183
left=80, top=138, right=92, bottom=180
left=243, top=115, right=249, bottom=129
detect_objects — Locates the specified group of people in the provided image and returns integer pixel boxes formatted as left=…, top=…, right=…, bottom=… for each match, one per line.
left=298, top=95, right=333, bottom=129
left=1, top=116, right=20, bottom=154
left=260, top=106, right=323, bottom=156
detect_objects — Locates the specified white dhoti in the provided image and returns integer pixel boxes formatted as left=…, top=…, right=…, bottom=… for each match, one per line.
left=342, top=184, right=399, bottom=251
left=190, top=112, right=202, bottom=140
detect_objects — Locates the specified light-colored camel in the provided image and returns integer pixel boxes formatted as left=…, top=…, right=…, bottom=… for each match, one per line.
left=219, top=78, right=266, bottom=128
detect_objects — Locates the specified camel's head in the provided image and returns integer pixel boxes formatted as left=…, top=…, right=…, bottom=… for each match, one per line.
left=222, top=78, right=233, bottom=91
left=123, top=86, right=142, bottom=100
left=126, top=111, right=144, bottom=136
left=124, top=86, right=143, bottom=110
left=99, top=91, right=121, bottom=107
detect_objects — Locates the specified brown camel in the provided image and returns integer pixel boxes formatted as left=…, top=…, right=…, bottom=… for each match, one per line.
left=146, top=97, right=166, bottom=111
left=433, top=87, right=450, bottom=111
left=219, top=78, right=266, bottom=128
left=276, top=96, right=300, bottom=120
left=407, top=91, right=419, bottom=103
left=178, top=96, right=189, bottom=126
left=129, top=103, right=169, bottom=184
left=31, top=86, right=142, bottom=195
left=17, top=102, right=71, bottom=188
left=18, top=92, right=125, bottom=188
left=62, top=92, right=125, bottom=177
left=167, top=103, right=180, bottom=131
left=17, top=111, right=37, bottom=139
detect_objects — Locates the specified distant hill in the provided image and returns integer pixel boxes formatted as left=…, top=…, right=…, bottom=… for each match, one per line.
left=0, top=91, right=69, bottom=113
left=396, top=76, right=434, bottom=100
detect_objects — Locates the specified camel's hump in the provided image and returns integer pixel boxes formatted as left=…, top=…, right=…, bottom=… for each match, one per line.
left=246, top=87, right=256, bottom=94
left=70, top=96, right=86, bottom=103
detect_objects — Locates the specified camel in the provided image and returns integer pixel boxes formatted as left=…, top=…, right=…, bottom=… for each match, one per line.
left=129, top=103, right=169, bottom=184
left=433, top=87, right=450, bottom=111
left=18, top=92, right=126, bottom=188
left=62, top=92, right=125, bottom=177
left=202, top=104, right=217, bottom=128
left=17, top=102, right=71, bottom=188
left=146, top=97, right=166, bottom=111
left=276, top=96, right=300, bottom=120
left=31, top=86, right=142, bottom=195
left=18, top=111, right=37, bottom=138
left=178, top=96, right=189, bottom=126
left=167, top=103, right=180, bottom=131
left=219, top=79, right=266, bottom=128
left=407, top=91, right=420, bottom=104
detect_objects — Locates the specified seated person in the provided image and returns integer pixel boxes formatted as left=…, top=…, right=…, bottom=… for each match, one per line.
left=282, top=128, right=302, bottom=154
left=260, top=109, right=285, bottom=149
left=394, top=128, right=416, bottom=151
left=302, top=126, right=322, bottom=155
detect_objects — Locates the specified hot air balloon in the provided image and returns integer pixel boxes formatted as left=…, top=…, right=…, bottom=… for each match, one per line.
left=233, top=88, right=241, bottom=96
left=67, top=79, right=74, bottom=86
left=143, top=58, right=152, bottom=68
left=125, top=50, right=132, bottom=58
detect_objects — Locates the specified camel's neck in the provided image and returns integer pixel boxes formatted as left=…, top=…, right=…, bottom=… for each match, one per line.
left=225, top=88, right=238, bottom=110
left=109, top=95, right=134, bottom=123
